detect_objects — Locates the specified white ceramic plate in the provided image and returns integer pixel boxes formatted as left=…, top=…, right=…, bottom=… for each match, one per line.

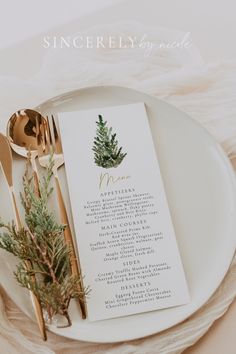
left=0, top=86, right=236, bottom=343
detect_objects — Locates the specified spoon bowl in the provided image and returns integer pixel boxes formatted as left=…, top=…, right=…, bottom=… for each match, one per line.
left=7, top=109, right=46, bottom=196
left=7, top=109, right=45, bottom=158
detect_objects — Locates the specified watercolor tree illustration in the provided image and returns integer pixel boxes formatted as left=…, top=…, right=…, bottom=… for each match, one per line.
left=93, top=115, right=127, bottom=168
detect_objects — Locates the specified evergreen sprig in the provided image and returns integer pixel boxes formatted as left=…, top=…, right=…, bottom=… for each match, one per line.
left=0, top=159, right=88, bottom=327
left=93, top=114, right=127, bottom=168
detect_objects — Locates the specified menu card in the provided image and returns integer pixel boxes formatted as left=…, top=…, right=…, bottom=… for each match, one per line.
left=58, top=102, right=189, bottom=321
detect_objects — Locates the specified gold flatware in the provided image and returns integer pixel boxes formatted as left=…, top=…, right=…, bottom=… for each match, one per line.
left=0, top=133, right=47, bottom=340
left=7, top=109, right=46, bottom=197
left=36, top=115, right=87, bottom=319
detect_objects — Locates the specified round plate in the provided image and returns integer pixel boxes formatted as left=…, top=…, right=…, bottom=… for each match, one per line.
left=0, top=86, right=236, bottom=343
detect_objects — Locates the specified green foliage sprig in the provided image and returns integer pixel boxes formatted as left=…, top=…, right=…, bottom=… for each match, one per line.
left=0, top=159, right=88, bottom=327
left=93, top=114, right=127, bottom=168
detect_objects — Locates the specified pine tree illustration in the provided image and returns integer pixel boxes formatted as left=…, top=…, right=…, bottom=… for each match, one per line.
left=93, top=115, right=127, bottom=168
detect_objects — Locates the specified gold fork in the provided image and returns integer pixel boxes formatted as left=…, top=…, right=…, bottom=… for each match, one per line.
left=36, top=115, right=86, bottom=319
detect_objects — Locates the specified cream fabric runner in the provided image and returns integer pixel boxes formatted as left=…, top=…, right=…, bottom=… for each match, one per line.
left=0, top=22, right=236, bottom=354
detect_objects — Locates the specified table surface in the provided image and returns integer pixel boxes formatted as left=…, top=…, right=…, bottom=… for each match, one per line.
left=0, top=1, right=236, bottom=353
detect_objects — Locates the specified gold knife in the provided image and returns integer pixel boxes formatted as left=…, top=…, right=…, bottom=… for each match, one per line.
left=0, top=133, right=47, bottom=340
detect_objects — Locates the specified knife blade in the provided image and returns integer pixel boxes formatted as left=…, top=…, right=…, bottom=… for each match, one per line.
left=0, top=133, right=13, bottom=188
left=0, top=133, right=21, bottom=227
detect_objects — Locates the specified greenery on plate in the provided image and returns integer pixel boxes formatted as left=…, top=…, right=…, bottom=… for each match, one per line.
left=0, top=159, right=87, bottom=327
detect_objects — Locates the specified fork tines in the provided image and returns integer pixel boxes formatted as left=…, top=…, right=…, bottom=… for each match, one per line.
left=46, top=115, right=63, bottom=155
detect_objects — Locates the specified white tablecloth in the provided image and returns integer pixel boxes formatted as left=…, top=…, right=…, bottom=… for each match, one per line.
left=0, top=22, right=236, bottom=354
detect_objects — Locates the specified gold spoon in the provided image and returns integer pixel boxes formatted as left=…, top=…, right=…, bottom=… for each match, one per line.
left=7, top=109, right=45, bottom=196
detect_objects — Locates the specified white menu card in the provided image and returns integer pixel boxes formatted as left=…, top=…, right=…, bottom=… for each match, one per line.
left=58, top=102, right=189, bottom=321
